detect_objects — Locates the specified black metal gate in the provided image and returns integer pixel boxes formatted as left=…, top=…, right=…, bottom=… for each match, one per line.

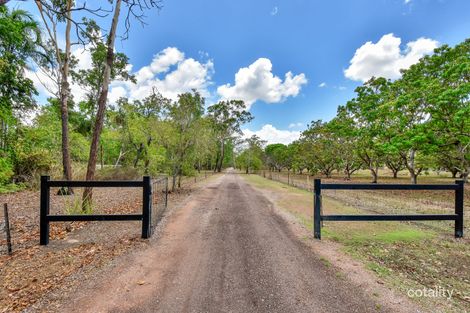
left=39, top=176, right=152, bottom=245
left=313, top=179, right=465, bottom=239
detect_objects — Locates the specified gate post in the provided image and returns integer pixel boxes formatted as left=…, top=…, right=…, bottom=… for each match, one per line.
left=314, top=179, right=322, bottom=239
left=40, top=176, right=50, bottom=245
left=455, top=180, right=464, bottom=238
left=142, top=176, right=151, bottom=239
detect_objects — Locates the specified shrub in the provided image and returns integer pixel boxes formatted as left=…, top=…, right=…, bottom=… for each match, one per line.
left=0, top=156, right=13, bottom=184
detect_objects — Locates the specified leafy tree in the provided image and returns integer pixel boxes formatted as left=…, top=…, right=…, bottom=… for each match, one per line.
left=0, top=6, right=43, bottom=151
left=83, top=0, right=160, bottom=208
left=346, top=78, right=390, bottom=183
left=421, top=40, right=470, bottom=181
left=207, top=100, right=253, bottom=172
left=265, top=143, right=288, bottom=172
left=34, top=0, right=77, bottom=192
left=236, top=135, right=265, bottom=174
left=328, top=108, right=363, bottom=179
left=160, top=90, right=205, bottom=190
left=300, top=120, right=340, bottom=178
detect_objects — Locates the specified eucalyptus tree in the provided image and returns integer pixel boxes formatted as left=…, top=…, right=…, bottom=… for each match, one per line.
left=82, top=0, right=161, bottom=209
left=236, top=135, right=265, bottom=174
left=33, top=0, right=100, bottom=192
left=160, top=91, right=205, bottom=190
left=207, top=100, right=253, bottom=172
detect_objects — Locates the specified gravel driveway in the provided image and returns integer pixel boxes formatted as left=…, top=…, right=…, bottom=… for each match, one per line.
left=63, top=173, right=392, bottom=313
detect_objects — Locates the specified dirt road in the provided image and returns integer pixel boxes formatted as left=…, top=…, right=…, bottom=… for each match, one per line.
left=64, top=173, right=395, bottom=313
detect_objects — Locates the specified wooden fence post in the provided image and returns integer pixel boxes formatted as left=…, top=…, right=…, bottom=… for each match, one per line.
left=314, top=179, right=322, bottom=239
left=3, top=203, right=12, bottom=254
left=40, top=176, right=50, bottom=245
left=142, top=176, right=151, bottom=239
left=455, top=180, right=464, bottom=238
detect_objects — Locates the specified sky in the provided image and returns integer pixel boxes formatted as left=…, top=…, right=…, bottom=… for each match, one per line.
left=8, top=0, right=470, bottom=144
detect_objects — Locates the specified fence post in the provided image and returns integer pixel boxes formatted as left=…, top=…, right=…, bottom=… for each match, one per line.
left=142, top=176, right=151, bottom=239
left=3, top=203, right=12, bottom=254
left=314, top=178, right=322, bottom=239
left=165, top=177, right=169, bottom=209
left=455, top=180, right=464, bottom=238
left=40, top=176, right=50, bottom=245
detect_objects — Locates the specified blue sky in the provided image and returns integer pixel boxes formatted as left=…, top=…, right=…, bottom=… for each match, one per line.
left=10, top=0, right=470, bottom=144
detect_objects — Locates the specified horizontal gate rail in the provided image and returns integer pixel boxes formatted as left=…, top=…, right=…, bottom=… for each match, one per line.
left=40, top=176, right=152, bottom=245
left=47, top=180, right=144, bottom=188
left=320, top=183, right=459, bottom=190
left=47, top=214, right=143, bottom=222
left=313, top=179, right=465, bottom=240
left=321, top=214, right=458, bottom=221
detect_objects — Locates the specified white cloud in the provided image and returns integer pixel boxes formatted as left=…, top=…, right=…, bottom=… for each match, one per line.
left=318, top=82, right=326, bottom=88
left=243, top=124, right=300, bottom=145
left=270, top=6, right=278, bottom=16
left=118, top=51, right=214, bottom=102
left=26, top=46, right=213, bottom=105
left=149, top=47, right=184, bottom=73
left=108, top=86, right=127, bottom=103
left=27, top=43, right=94, bottom=103
left=217, top=58, right=307, bottom=109
left=288, top=122, right=303, bottom=129
left=404, top=0, right=412, bottom=4
left=344, top=33, right=438, bottom=82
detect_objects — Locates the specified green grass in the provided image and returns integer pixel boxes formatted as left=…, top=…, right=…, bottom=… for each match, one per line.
left=0, top=183, right=26, bottom=194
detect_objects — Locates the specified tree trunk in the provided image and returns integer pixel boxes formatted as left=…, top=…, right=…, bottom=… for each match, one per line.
left=133, top=143, right=144, bottom=168
left=214, top=151, right=219, bottom=173
left=58, top=0, right=73, bottom=195
left=172, top=173, right=177, bottom=191
left=114, top=146, right=125, bottom=168
left=404, top=149, right=421, bottom=184
left=393, top=170, right=398, bottom=179
left=370, top=167, right=378, bottom=183
left=100, top=142, right=104, bottom=170
left=82, top=0, right=122, bottom=210
left=217, top=139, right=225, bottom=172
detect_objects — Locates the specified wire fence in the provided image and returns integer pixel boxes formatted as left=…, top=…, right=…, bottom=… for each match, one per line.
left=252, top=170, right=469, bottom=235
left=254, top=170, right=314, bottom=191
left=1, top=170, right=217, bottom=254
left=150, top=171, right=215, bottom=233
left=151, top=177, right=168, bottom=231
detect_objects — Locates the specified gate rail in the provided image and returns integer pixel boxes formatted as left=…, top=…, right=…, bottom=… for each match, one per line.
left=40, top=176, right=152, bottom=245
left=313, top=179, right=465, bottom=239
